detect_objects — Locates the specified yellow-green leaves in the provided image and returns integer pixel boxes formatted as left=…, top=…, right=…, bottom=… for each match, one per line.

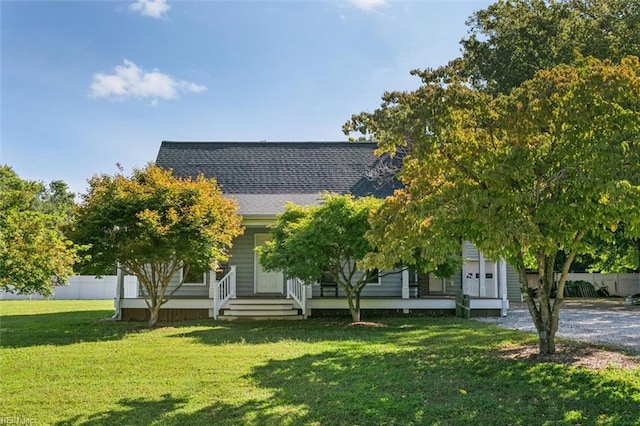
left=71, top=163, right=244, bottom=278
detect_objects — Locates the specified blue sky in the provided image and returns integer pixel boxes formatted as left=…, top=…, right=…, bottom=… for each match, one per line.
left=2, top=0, right=491, bottom=195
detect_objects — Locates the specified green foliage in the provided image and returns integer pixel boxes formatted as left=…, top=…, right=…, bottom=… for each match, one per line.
left=459, top=0, right=640, bottom=275
left=0, top=166, right=78, bottom=296
left=2, top=301, right=639, bottom=425
left=70, top=163, right=244, bottom=326
left=345, top=56, right=640, bottom=354
left=344, top=0, right=640, bottom=354
left=259, top=194, right=383, bottom=321
left=461, top=0, right=640, bottom=94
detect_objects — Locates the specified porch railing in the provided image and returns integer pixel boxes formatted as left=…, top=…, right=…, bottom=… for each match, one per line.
left=286, top=277, right=307, bottom=317
left=212, top=265, right=236, bottom=319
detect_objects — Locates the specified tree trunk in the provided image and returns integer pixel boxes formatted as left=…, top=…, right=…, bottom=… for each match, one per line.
left=148, top=305, right=160, bottom=328
left=345, top=288, right=362, bottom=323
left=538, top=325, right=556, bottom=354
left=517, top=252, right=560, bottom=355
left=350, top=307, right=361, bottom=322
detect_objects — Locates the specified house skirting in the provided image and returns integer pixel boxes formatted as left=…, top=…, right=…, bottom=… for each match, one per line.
left=117, top=296, right=506, bottom=320
left=122, top=308, right=210, bottom=321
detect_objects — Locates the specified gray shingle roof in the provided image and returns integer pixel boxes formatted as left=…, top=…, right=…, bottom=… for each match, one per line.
left=156, top=141, right=401, bottom=216
left=156, top=140, right=399, bottom=198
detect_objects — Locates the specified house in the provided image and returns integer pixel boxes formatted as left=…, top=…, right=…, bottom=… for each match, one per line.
left=115, top=141, right=518, bottom=321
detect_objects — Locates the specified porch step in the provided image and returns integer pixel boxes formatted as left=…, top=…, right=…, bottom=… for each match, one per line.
left=219, top=298, right=304, bottom=320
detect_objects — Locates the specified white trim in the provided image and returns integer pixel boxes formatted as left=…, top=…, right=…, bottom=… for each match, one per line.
left=499, top=259, right=508, bottom=316
left=121, top=298, right=213, bottom=309
left=308, top=298, right=458, bottom=310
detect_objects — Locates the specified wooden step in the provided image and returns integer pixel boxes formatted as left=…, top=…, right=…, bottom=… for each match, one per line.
left=219, top=298, right=303, bottom=320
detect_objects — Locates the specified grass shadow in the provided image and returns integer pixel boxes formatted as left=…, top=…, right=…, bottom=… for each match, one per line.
left=235, top=348, right=640, bottom=424
left=175, top=317, right=516, bottom=347
left=0, top=310, right=142, bottom=348
left=55, top=394, right=188, bottom=426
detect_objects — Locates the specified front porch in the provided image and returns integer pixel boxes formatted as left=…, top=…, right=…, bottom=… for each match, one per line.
left=115, top=265, right=508, bottom=321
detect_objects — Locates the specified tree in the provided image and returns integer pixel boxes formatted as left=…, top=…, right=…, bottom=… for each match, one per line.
left=71, top=164, right=244, bottom=327
left=32, top=180, right=76, bottom=221
left=0, top=166, right=78, bottom=296
left=345, top=56, right=640, bottom=354
left=259, top=194, right=383, bottom=322
left=461, top=0, right=640, bottom=95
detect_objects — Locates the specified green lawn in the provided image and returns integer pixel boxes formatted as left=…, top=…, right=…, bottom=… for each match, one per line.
left=1, top=301, right=639, bottom=425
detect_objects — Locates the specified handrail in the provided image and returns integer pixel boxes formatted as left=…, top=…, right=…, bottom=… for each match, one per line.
left=287, top=277, right=306, bottom=317
left=213, top=265, right=236, bottom=319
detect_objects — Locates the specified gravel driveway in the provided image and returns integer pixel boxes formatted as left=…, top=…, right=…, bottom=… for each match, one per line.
left=474, top=299, right=640, bottom=354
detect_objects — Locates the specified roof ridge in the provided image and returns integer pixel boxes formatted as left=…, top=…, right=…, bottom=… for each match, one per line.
left=160, top=140, right=377, bottom=145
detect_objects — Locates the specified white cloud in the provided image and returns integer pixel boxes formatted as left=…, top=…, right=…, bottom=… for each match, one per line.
left=89, top=60, right=207, bottom=103
left=130, top=0, right=170, bottom=19
left=347, top=0, right=387, bottom=12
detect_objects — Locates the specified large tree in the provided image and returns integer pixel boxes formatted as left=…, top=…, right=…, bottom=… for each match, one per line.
left=0, top=166, right=78, bottom=296
left=71, top=164, right=243, bottom=327
left=345, top=56, right=640, bottom=354
left=259, top=194, right=382, bottom=322
left=461, top=0, right=640, bottom=95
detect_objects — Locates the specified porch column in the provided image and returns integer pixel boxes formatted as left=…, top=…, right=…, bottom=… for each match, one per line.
left=479, top=252, right=486, bottom=297
left=402, top=268, right=410, bottom=314
left=210, top=271, right=218, bottom=319
left=499, top=259, right=508, bottom=317
left=112, top=264, right=124, bottom=320
left=461, top=243, right=469, bottom=295
left=230, top=265, right=237, bottom=298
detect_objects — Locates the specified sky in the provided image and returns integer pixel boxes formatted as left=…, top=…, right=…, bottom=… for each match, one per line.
left=1, top=0, right=492, bottom=195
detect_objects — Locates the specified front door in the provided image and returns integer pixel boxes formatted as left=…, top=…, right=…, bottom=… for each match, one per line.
left=254, top=234, right=284, bottom=293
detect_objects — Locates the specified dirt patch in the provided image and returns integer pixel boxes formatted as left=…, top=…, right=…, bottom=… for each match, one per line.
left=496, top=342, right=640, bottom=371
left=347, top=321, right=387, bottom=328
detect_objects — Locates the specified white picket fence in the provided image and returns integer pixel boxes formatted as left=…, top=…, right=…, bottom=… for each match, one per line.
left=0, top=275, right=138, bottom=300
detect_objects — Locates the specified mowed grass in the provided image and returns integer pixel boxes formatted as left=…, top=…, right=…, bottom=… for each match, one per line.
left=1, top=301, right=639, bottom=425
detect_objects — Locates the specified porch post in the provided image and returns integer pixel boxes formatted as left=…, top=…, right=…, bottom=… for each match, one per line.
left=402, top=268, right=410, bottom=313
left=461, top=243, right=469, bottom=295
left=230, top=265, right=237, bottom=298
left=112, top=263, right=124, bottom=320
left=479, top=252, right=486, bottom=297
left=499, top=259, right=508, bottom=317
left=211, top=271, right=219, bottom=319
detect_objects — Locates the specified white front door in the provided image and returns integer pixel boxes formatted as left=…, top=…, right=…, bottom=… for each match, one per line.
left=254, top=234, right=284, bottom=293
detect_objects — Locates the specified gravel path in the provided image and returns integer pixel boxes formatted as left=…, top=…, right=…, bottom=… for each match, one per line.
left=475, top=302, right=640, bottom=354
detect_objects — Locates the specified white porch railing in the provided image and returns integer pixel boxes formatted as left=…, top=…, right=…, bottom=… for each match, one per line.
left=212, top=265, right=236, bottom=319
left=287, top=277, right=307, bottom=318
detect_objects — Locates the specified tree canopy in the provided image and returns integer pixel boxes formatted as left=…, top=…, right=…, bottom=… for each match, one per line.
left=345, top=0, right=640, bottom=355
left=71, top=164, right=244, bottom=326
left=0, top=166, right=78, bottom=296
left=345, top=56, right=640, bottom=354
left=259, top=194, right=383, bottom=322
left=460, top=0, right=640, bottom=94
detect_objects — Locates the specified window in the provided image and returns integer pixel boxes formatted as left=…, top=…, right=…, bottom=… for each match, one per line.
left=182, top=265, right=206, bottom=286
left=366, top=269, right=382, bottom=286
